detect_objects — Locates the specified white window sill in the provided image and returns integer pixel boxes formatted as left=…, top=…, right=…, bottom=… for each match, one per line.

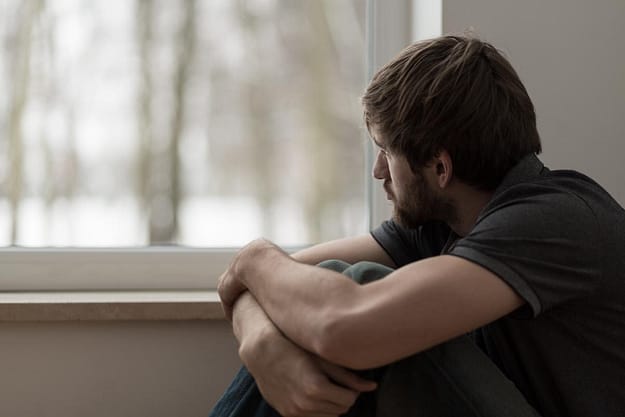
left=0, top=248, right=236, bottom=291
left=0, top=290, right=225, bottom=321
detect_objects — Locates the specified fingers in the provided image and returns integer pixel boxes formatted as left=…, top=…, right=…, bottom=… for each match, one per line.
left=265, top=372, right=360, bottom=417
left=217, top=272, right=234, bottom=321
left=246, top=334, right=369, bottom=417
left=278, top=358, right=376, bottom=416
left=217, top=270, right=246, bottom=320
left=318, top=360, right=377, bottom=392
left=221, top=302, right=234, bottom=322
left=305, top=376, right=359, bottom=411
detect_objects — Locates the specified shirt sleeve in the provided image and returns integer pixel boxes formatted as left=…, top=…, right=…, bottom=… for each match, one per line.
left=371, top=220, right=451, bottom=267
left=449, top=184, right=602, bottom=317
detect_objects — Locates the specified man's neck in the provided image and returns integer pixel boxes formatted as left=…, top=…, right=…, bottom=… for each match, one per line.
left=446, top=186, right=494, bottom=237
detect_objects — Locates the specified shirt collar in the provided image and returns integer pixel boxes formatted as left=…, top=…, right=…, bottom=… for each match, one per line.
left=493, top=153, right=546, bottom=196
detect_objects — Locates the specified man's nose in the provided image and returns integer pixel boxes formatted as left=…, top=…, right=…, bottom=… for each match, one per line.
left=372, top=150, right=389, bottom=180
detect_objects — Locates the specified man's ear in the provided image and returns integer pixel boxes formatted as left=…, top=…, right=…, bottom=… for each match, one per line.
left=434, top=149, right=453, bottom=189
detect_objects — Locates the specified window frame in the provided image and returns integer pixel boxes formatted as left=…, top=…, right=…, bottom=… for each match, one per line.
left=0, top=0, right=415, bottom=292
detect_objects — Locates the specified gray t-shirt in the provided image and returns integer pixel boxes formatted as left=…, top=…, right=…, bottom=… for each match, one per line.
left=371, top=154, right=625, bottom=417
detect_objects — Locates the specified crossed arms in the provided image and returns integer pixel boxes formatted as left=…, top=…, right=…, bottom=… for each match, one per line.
left=218, top=235, right=524, bottom=415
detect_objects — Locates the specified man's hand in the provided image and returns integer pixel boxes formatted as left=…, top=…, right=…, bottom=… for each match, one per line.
left=218, top=239, right=286, bottom=320
left=217, top=263, right=246, bottom=321
left=240, top=322, right=377, bottom=417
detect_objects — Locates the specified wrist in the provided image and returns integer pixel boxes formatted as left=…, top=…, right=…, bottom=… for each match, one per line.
left=236, top=239, right=285, bottom=287
left=238, top=318, right=283, bottom=367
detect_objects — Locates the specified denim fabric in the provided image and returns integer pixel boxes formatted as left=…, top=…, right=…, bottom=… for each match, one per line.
left=209, top=260, right=541, bottom=417
left=208, top=365, right=281, bottom=417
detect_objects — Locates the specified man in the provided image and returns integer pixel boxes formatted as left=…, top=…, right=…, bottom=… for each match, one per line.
left=212, top=35, right=625, bottom=417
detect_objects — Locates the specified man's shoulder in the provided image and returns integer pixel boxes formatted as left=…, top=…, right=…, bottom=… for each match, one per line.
left=489, top=166, right=612, bottom=216
left=492, top=155, right=617, bottom=213
left=371, top=220, right=451, bottom=267
left=487, top=165, right=624, bottom=232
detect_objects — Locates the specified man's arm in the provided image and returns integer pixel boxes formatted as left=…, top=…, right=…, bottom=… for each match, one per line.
left=220, top=239, right=525, bottom=370
left=290, top=234, right=395, bottom=267
left=233, top=292, right=375, bottom=417
left=227, top=234, right=387, bottom=414
left=231, top=234, right=392, bottom=340
left=222, top=235, right=393, bottom=321
left=229, top=234, right=392, bottom=330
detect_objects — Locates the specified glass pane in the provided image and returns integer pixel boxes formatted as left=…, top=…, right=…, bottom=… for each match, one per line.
left=0, top=0, right=367, bottom=247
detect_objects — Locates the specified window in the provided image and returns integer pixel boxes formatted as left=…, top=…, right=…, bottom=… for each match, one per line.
left=0, top=0, right=413, bottom=290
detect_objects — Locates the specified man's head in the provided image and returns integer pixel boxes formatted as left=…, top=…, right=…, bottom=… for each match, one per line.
left=362, top=35, right=541, bottom=192
left=371, top=124, right=457, bottom=229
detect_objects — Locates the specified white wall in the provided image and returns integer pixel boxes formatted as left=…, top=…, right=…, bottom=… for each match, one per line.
left=442, top=0, right=625, bottom=204
left=0, top=321, right=239, bottom=417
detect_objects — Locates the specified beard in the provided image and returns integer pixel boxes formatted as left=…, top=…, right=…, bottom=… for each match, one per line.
left=389, top=171, right=457, bottom=229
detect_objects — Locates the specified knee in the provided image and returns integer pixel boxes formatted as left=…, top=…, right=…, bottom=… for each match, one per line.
left=343, top=261, right=394, bottom=285
left=317, top=259, right=352, bottom=273
left=317, top=260, right=393, bottom=285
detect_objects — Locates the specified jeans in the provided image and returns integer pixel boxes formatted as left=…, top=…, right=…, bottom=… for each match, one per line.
left=210, top=260, right=541, bottom=417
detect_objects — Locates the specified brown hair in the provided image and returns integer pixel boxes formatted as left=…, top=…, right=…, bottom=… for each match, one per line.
left=362, top=35, right=541, bottom=190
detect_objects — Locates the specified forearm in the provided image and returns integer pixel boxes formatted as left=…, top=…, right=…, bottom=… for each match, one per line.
left=230, top=235, right=382, bottom=357
left=232, top=292, right=282, bottom=361
left=291, top=234, right=395, bottom=267
left=239, top=250, right=525, bottom=370
left=222, top=236, right=391, bottom=365
left=239, top=244, right=362, bottom=358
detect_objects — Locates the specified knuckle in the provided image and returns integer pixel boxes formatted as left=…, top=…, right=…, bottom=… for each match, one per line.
left=304, top=382, right=322, bottom=398
left=288, top=400, right=305, bottom=416
left=309, top=376, right=331, bottom=399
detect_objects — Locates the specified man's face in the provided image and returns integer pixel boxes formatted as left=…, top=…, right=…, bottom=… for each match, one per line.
left=371, top=128, right=453, bottom=228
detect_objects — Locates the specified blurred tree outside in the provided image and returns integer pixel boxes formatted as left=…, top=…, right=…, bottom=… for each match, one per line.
left=0, top=0, right=367, bottom=247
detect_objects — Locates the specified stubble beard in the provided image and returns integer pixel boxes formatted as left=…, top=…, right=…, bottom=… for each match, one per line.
left=391, top=172, right=457, bottom=229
